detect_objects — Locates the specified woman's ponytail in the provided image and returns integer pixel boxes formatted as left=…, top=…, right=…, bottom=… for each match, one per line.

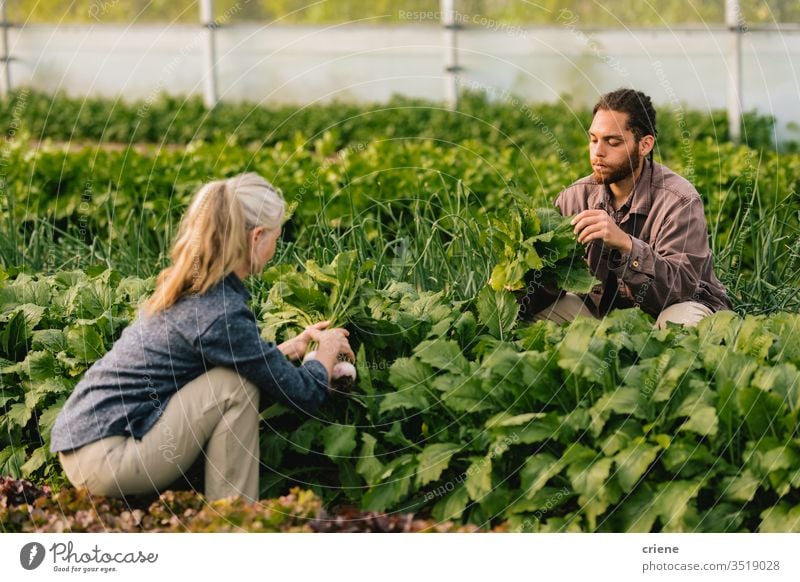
left=142, top=173, right=283, bottom=315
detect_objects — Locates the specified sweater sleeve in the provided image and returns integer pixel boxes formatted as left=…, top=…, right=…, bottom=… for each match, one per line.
left=197, top=304, right=329, bottom=413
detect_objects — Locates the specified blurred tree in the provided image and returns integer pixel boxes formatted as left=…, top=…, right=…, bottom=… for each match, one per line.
left=8, top=0, right=799, bottom=25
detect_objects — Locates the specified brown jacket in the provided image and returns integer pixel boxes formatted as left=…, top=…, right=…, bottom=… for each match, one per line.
left=554, top=160, right=732, bottom=318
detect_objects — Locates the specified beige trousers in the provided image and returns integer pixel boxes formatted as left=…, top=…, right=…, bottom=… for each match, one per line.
left=58, top=367, right=261, bottom=502
left=531, top=292, right=714, bottom=330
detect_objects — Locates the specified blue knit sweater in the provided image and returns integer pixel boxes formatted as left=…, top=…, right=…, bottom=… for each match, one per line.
left=50, top=273, right=329, bottom=453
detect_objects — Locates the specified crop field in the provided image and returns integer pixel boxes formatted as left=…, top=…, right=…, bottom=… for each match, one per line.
left=1, top=91, right=799, bottom=532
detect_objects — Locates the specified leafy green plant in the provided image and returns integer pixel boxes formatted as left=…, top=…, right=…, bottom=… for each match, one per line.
left=0, top=268, right=153, bottom=481
left=358, top=309, right=800, bottom=532
left=2, top=259, right=800, bottom=532
left=259, top=250, right=370, bottom=340
left=1, top=89, right=782, bottom=151
left=488, top=202, right=600, bottom=294
left=2, top=92, right=800, bottom=532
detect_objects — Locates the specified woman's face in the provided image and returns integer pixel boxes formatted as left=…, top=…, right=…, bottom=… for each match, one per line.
left=249, top=225, right=282, bottom=273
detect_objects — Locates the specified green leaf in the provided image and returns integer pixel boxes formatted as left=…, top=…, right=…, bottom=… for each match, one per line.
left=553, top=261, right=600, bottom=294
left=338, top=461, right=362, bottom=498
left=599, top=419, right=643, bottom=456
left=388, top=357, right=433, bottom=390
left=9, top=303, right=46, bottom=328
left=465, top=457, right=492, bottom=501
left=0, top=445, right=25, bottom=478
left=638, top=348, right=697, bottom=404
left=721, top=469, right=761, bottom=503
left=18, top=350, right=59, bottom=381
left=617, top=484, right=660, bottom=532
left=513, top=413, right=565, bottom=444
left=589, top=387, right=641, bottom=435
left=24, top=377, right=72, bottom=411
left=557, top=323, right=608, bottom=384
left=485, top=411, right=546, bottom=429
left=31, top=329, right=67, bottom=353
left=320, top=424, right=357, bottom=459
left=355, top=344, right=375, bottom=398
left=303, top=259, right=338, bottom=286
left=697, top=502, right=745, bottom=532
left=504, top=486, right=573, bottom=519
left=652, top=481, right=702, bottom=532
left=19, top=445, right=49, bottom=477
left=260, top=402, right=290, bottom=420
left=5, top=401, right=33, bottom=428
left=66, top=324, right=107, bottom=363
left=415, top=339, right=469, bottom=374
left=383, top=421, right=414, bottom=448
left=261, top=434, right=286, bottom=466
left=356, top=433, right=384, bottom=484
left=432, top=485, right=470, bottom=522
left=734, top=316, right=774, bottom=362
left=759, top=502, right=800, bottom=532
left=416, top=443, right=460, bottom=487
left=65, top=281, right=109, bottom=319
left=362, top=455, right=416, bottom=512
left=661, top=440, right=716, bottom=478
left=436, top=375, right=493, bottom=413
left=752, top=363, right=800, bottom=411
left=379, top=389, right=431, bottom=415
left=289, top=420, right=320, bottom=454
left=481, top=344, right=525, bottom=382
left=746, top=443, right=800, bottom=496
left=768, top=313, right=800, bottom=365
left=567, top=455, right=615, bottom=530
left=0, top=310, right=29, bottom=360
left=737, top=386, right=785, bottom=439
left=520, top=453, right=562, bottom=499
left=696, top=309, right=741, bottom=348
left=0, top=393, right=18, bottom=408
left=476, top=287, right=519, bottom=340
left=614, top=442, right=659, bottom=493
left=382, top=358, right=433, bottom=414
left=567, top=455, right=613, bottom=496
left=678, top=404, right=718, bottom=437
left=39, top=397, right=66, bottom=443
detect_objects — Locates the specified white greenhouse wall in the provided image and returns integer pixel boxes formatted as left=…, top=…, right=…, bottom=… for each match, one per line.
left=7, top=23, right=800, bottom=142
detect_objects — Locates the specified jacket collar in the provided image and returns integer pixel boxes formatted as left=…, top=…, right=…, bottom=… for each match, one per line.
left=223, top=271, right=251, bottom=301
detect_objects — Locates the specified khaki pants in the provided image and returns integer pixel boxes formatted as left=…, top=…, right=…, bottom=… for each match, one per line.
left=531, top=292, right=714, bottom=330
left=58, top=367, right=261, bottom=502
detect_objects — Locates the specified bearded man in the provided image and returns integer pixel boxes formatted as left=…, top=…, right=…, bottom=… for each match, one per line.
left=522, top=88, right=732, bottom=328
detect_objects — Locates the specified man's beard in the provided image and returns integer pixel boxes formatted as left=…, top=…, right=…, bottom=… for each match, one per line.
left=592, top=148, right=641, bottom=184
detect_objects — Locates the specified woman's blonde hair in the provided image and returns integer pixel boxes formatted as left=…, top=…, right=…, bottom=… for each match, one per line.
left=142, top=172, right=284, bottom=315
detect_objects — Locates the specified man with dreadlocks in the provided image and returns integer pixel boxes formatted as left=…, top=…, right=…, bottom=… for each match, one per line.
left=521, top=88, right=732, bottom=329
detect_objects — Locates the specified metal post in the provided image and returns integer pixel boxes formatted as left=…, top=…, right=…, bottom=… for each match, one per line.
left=200, top=0, right=218, bottom=108
left=725, top=0, right=742, bottom=142
left=0, top=0, right=11, bottom=97
left=441, top=0, right=460, bottom=109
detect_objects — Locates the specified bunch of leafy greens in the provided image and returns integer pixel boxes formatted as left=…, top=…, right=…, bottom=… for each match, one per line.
left=258, top=250, right=370, bottom=342
left=489, top=203, right=600, bottom=295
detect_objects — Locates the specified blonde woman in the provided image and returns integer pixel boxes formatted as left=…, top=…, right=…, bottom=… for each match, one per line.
left=50, top=173, right=353, bottom=503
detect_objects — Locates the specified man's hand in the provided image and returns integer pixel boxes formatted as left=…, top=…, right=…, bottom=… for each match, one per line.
left=571, top=210, right=633, bottom=253
left=278, top=320, right=331, bottom=360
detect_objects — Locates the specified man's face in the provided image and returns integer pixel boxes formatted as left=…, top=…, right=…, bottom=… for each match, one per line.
left=588, top=109, right=642, bottom=185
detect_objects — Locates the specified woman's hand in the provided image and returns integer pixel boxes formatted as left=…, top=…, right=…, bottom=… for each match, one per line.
left=305, top=328, right=355, bottom=385
left=277, top=321, right=331, bottom=361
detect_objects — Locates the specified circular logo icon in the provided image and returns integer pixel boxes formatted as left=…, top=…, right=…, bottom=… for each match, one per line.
left=20, top=542, right=46, bottom=570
